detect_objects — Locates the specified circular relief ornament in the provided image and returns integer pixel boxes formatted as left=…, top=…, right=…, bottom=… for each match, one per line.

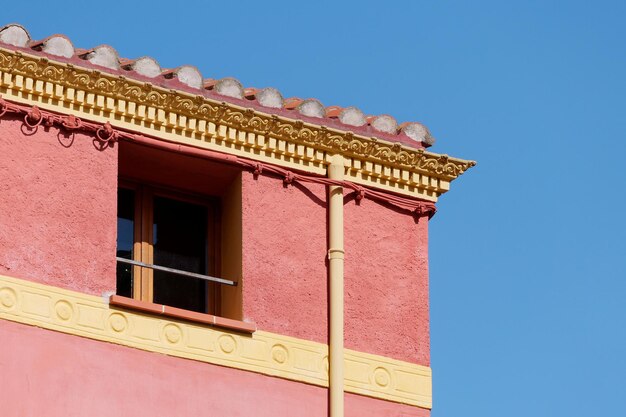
left=373, top=367, right=391, bottom=388
left=0, top=287, right=17, bottom=309
left=271, top=344, right=289, bottom=364
left=54, top=300, right=73, bottom=321
left=218, top=334, right=236, bottom=354
left=163, top=324, right=182, bottom=344
left=108, top=312, right=128, bottom=333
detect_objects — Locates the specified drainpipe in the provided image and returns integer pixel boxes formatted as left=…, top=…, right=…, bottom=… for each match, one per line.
left=327, top=154, right=345, bottom=417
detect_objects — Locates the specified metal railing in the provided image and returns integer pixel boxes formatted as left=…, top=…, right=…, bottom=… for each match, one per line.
left=116, top=257, right=237, bottom=286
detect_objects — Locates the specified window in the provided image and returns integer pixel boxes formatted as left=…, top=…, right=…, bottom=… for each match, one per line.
left=116, top=183, right=221, bottom=314
left=115, top=140, right=244, bottom=320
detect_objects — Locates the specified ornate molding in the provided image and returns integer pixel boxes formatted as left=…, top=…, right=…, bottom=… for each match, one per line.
left=0, top=47, right=474, bottom=202
left=0, top=274, right=432, bottom=409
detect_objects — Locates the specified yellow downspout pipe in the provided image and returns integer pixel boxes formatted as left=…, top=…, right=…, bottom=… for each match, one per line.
left=327, top=154, right=345, bottom=417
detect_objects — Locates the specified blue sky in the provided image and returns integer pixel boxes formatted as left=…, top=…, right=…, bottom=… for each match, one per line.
left=5, top=1, right=626, bottom=415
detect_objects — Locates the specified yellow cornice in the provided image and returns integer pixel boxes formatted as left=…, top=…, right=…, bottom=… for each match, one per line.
left=0, top=274, right=432, bottom=409
left=0, top=47, right=474, bottom=202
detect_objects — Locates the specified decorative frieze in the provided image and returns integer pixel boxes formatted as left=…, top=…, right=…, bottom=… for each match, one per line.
left=0, top=47, right=474, bottom=202
left=0, top=274, right=432, bottom=409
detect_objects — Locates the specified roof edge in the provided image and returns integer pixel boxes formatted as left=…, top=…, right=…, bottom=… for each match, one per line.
left=0, top=46, right=475, bottom=201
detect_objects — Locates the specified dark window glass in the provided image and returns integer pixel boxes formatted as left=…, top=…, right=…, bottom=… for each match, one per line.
left=116, top=188, right=134, bottom=298
left=152, top=196, right=208, bottom=313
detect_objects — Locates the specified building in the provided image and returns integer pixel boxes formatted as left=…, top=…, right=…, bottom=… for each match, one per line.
left=0, top=23, right=474, bottom=417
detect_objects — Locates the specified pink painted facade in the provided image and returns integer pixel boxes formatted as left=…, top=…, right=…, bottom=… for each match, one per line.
left=345, top=199, right=430, bottom=365
left=0, top=109, right=432, bottom=415
left=242, top=175, right=431, bottom=364
left=242, top=174, right=329, bottom=343
left=1, top=319, right=429, bottom=417
left=0, top=117, right=118, bottom=295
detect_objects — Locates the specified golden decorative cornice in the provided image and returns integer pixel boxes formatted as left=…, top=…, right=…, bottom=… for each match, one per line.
left=0, top=47, right=474, bottom=202
left=0, top=274, right=432, bottom=409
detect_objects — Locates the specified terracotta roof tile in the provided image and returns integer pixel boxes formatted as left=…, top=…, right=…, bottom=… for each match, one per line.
left=297, top=99, right=325, bottom=118
left=400, top=122, right=435, bottom=146
left=0, top=24, right=30, bottom=47
left=0, top=23, right=437, bottom=148
left=161, top=65, right=203, bottom=89
left=283, top=97, right=303, bottom=110
left=214, top=77, right=244, bottom=99
left=325, top=106, right=343, bottom=118
left=338, top=107, right=366, bottom=127
left=256, top=88, right=283, bottom=108
left=29, top=34, right=74, bottom=58
left=244, top=87, right=259, bottom=99
left=203, top=78, right=218, bottom=90
left=121, top=56, right=161, bottom=78
left=371, top=115, right=399, bottom=134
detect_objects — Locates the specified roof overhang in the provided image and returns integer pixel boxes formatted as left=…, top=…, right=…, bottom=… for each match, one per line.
left=0, top=47, right=475, bottom=202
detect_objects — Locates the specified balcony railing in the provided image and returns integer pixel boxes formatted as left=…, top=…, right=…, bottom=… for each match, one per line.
left=116, top=257, right=237, bottom=286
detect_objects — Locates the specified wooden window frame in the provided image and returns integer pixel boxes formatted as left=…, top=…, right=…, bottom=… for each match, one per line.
left=118, top=179, right=222, bottom=315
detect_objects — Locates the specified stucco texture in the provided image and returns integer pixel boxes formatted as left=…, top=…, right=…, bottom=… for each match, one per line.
left=241, top=174, right=328, bottom=343
left=344, top=197, right=430, bottom=365
left=0, top=117, right=117, bottom=295
left=0, top=320, right=430, bottom=417
left=0, top=109, right=430, bottom=366
left=241, top=173, right=430, bottom=365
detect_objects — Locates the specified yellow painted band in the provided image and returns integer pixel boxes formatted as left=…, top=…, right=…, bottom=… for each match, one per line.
left=0, top=274, right=432, bottom=409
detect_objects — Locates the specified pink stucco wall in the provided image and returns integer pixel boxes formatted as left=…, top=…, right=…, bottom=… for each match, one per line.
left=0, top=320, right=429, bottom=417
left=241, top=174, right=430, bottom=365
left=345, top=198, right=430, bottom=365
left=241, top=174, right=329, bottom=343
left=0, top=109, right=430, bottom=366
left=0, top=117, right=117, bottom=295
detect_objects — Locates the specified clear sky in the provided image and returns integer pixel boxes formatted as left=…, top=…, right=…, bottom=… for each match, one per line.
left=4, top=1, right=626, bottom=415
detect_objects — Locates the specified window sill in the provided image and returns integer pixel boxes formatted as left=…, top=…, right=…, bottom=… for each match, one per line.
left=109, top=295, right=256, bottom=334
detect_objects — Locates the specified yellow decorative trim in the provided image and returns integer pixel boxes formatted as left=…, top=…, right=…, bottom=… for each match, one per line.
left=0, top=274, right=432, bottom=409
left=0, top=47, right=473, bottom=202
